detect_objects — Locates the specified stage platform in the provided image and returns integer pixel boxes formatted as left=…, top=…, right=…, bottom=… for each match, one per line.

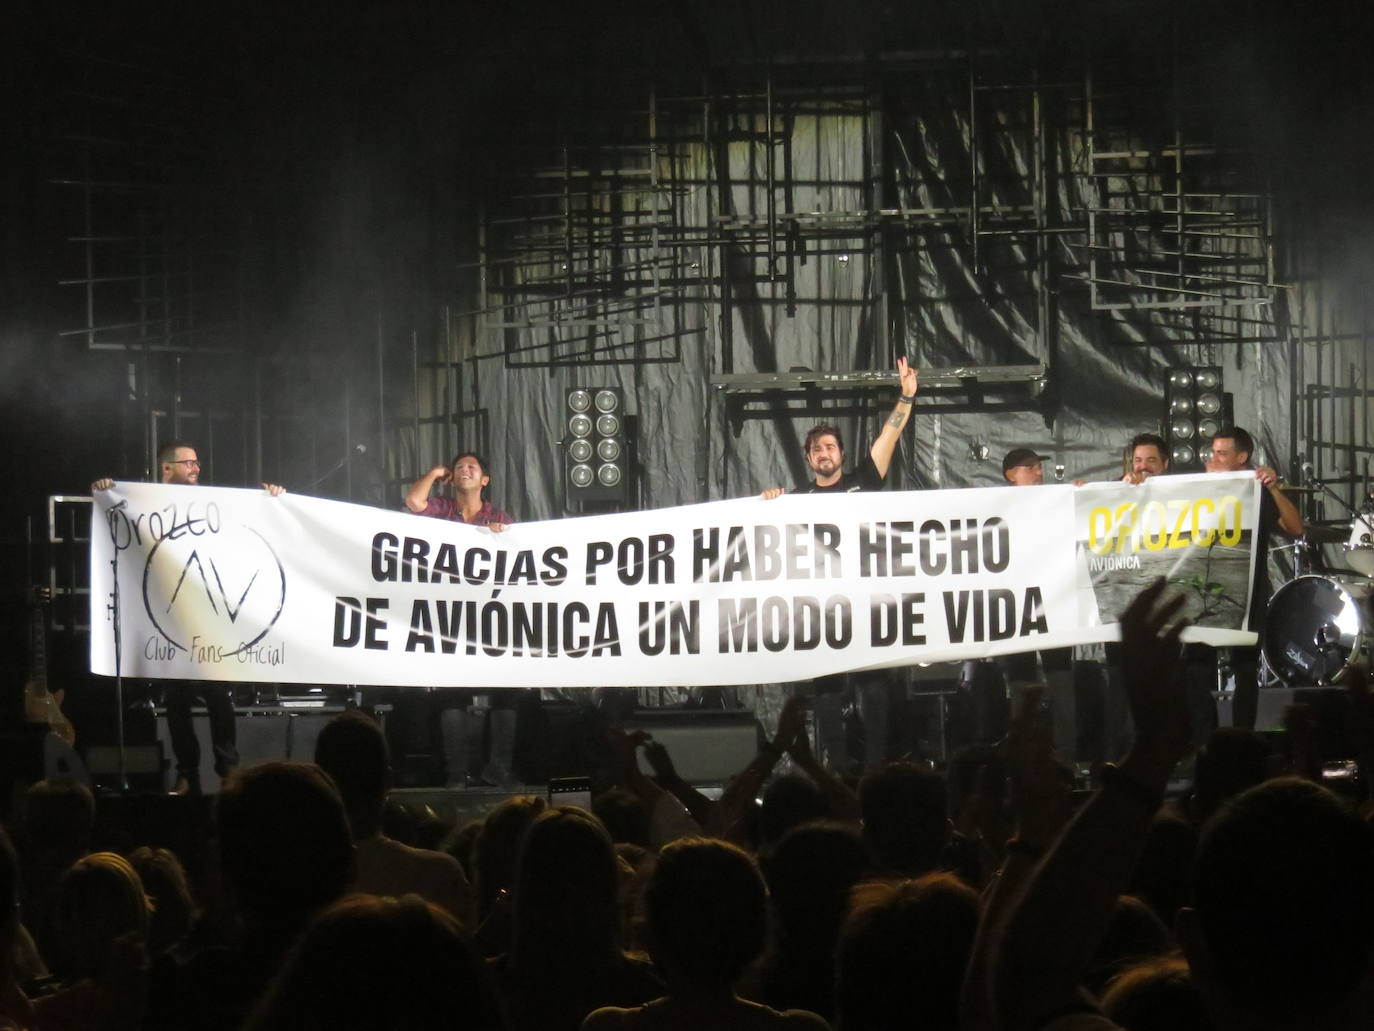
left=113, top=701, right=766, bottom=795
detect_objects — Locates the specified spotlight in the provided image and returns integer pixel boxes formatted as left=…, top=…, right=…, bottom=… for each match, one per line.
left=1163, top=365, right=1232, bottom=472
left=565, top=386, right=629, bottom=502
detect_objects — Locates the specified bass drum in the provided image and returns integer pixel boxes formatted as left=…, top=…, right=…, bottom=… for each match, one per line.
left=1262, top=575, right=1374, bottom=686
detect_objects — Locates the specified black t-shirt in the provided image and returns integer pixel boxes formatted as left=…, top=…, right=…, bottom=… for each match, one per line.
left=797, top=452, right=887, bottom=694
left=1250, top=486, right=1281, bottom=626
left=797, top=453, right=885, bottom=494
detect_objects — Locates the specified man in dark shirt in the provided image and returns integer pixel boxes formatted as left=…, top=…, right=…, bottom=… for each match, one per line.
left=761, top=357, right=919, bottom=500
left=761, top=357, right=919, bottom=773
left=998, top=448, right=1077, bottom=760
left=92, top=442, right=284, bottom=795
left=1202, top=426, right=1303, bottom=728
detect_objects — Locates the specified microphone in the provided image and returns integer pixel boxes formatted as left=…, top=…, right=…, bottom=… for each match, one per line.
left=1300, top=459, right=1316, bottom=480
left=307, top=444, right=369, bottom=490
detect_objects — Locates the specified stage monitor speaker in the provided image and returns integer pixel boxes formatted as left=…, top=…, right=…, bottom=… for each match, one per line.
left=84, top=745, right=163, bottom=775
left=1254, top=686, right=1354, bottom=758
left=85, top=744, right=160, bottom=792
left=155, top=706, right=383, bottom=791
left=625, top=711, right=761, bottom=784
left=155, top=707, right=290, bottom=793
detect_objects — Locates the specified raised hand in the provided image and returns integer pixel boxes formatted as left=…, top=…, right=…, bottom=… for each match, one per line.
left=774, top=694, right=809, bottom=756
left=607, top=727, right=652, bottom=783
left=897, top=356, right=919, bottom=398
left=642, top=739, right=679, bottom=782
left=1006, top=685, right=1073, bottom=847
left=1119, top=578, right=1192, bottom=764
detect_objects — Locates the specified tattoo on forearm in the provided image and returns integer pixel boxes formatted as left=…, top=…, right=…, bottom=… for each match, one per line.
left=887, top=410, right=906, bottom=429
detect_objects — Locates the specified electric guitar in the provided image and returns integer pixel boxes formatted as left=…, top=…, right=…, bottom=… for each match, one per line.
left=25, top=586, right=76, bottom=746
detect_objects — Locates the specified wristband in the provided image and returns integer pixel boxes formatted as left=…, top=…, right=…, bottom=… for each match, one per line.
left=899, top=393, right=917, bottom=404
left=1099, top=763, right=1164, bottom=813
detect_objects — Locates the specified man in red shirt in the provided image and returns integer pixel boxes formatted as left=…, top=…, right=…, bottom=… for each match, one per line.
left=405, top=451, right=512, bottom=530
left=405, top=451, right=519, bottom=784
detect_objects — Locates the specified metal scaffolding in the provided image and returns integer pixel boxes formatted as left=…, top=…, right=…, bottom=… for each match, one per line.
left=50, top=45, right=371, bottom=499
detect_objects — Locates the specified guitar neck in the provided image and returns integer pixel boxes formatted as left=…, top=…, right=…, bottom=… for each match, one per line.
left=28, top=603, right=48, bottom=691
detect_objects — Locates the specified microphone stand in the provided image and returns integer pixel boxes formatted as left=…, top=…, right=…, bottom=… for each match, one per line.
left=1305, top=467, right=1374, bottom=540
left=307, top=446, right=367, bottom=491
left=97, top=504, right=130, bottom=794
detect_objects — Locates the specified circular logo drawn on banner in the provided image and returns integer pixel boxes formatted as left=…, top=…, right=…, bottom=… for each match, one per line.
left=142, top=523, right=286, bottom=655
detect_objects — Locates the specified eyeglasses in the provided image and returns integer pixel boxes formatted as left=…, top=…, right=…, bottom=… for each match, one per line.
left=166, top=459, right=201, bottom=467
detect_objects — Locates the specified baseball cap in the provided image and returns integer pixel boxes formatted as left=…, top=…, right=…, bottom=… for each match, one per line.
left=1002, top=448, right=1049, bottom=475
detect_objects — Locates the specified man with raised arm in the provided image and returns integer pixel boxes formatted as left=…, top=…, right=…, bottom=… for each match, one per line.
left=761, top=356, right=919, bottom=499
left=1199, top=425, right=1304, bottom=730
left=405, top=450, right=517, bottom=784
left=91, top=442, right=284, bottom=796
left=761, top=357, right=919, bottom=774
left=404, top=451, right=510, bottom=531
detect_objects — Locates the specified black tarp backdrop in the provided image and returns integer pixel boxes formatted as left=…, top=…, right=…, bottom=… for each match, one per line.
left=2, top=1, right=1372, bottom=745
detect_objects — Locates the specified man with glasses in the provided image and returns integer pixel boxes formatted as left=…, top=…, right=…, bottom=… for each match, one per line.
left=93, top=442, right=284, bottom=795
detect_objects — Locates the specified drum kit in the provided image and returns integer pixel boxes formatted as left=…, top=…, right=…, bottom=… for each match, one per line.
left=1261, top=485, right=1374, bottom=687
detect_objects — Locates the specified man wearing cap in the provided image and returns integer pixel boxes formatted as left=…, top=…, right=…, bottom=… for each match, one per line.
left=1002, top=448, right=1047, bottom=485
left=998, top=449, right=1077, bottom=760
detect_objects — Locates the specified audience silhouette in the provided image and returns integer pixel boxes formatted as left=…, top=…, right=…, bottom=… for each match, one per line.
left=4, top=585, right=1374, bottom=1031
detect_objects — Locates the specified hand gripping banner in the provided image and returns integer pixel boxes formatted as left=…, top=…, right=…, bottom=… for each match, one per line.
left=90, top=473, right=1262, bottom=688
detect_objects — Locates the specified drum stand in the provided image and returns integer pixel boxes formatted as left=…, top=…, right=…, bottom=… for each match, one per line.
left=1305, top=470, right=1374, bottom=565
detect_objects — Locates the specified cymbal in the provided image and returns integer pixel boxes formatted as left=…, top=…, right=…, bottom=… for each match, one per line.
left=1305, top=524, right=1351, bottom=544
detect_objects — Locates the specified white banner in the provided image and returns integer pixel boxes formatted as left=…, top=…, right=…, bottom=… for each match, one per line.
left=89, top=473, right=1261, bottom=687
